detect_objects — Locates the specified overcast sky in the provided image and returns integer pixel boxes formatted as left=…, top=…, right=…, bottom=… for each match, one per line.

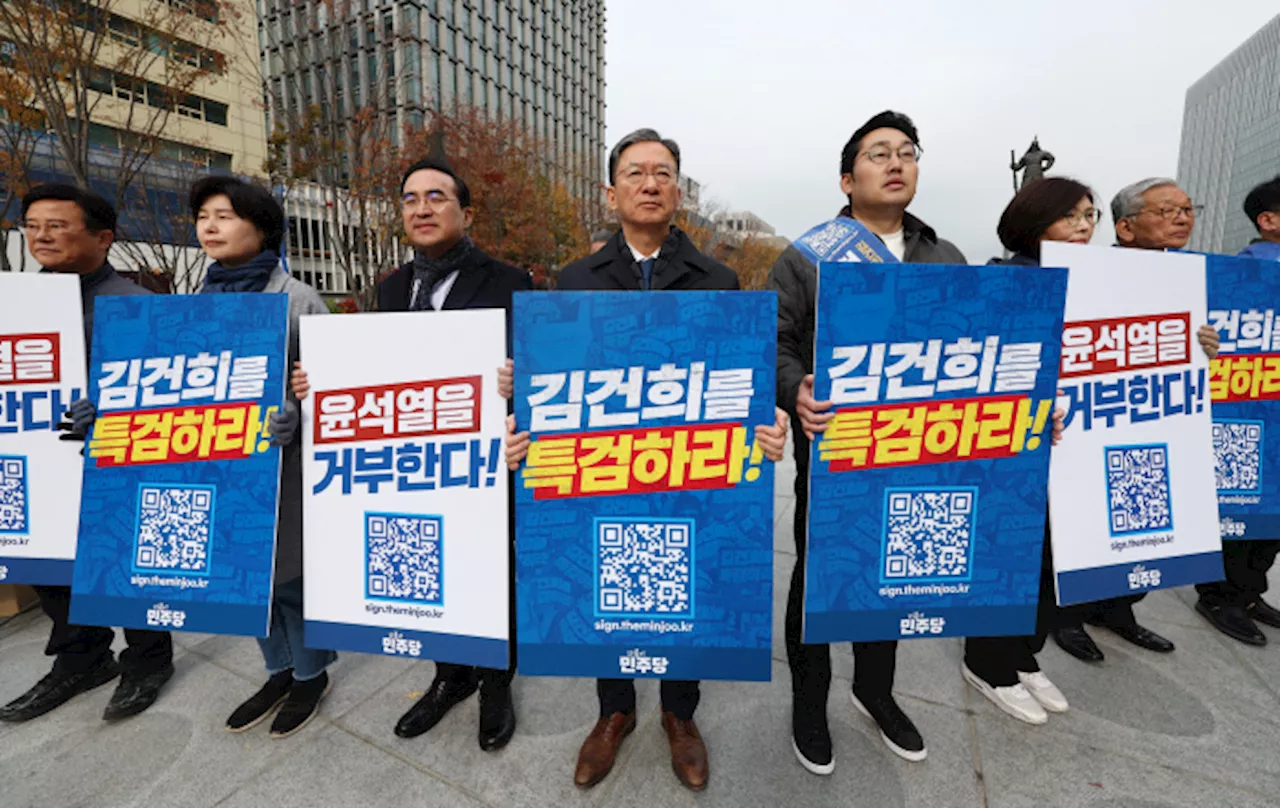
left=604, top=1, right=1279, bottom=261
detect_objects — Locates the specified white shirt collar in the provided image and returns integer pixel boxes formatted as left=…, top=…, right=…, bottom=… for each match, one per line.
left=626, top=241, right=661, bottom=263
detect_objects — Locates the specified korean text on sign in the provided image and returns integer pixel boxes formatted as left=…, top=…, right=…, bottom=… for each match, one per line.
left=817, top=394, right=1052, bottom=471
left=313, top=437, right=503, bottom=495
left=0, top=333, right=60, bottom=385
left=313, top=376, right=481, bottom=444
left=528, top=363, right=753, bottom=432
left=827, top=337, right=1042, bottom=405
left=95, top=351, right=268, bottom=411
left=88, top=402, right=275, bottom=467
left=0, top=389, right=79, bottom=435
left=1059, top=313, right=1190, bottom=378
left=1208, top=308, right=1280, bottom=403
left=522, top=423, right=764, bottom=499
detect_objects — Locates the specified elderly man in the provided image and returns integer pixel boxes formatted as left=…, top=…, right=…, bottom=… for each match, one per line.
left=1194, top=175, right=1280, bottom=646
left=1051, top=177, right=1219, bottom=663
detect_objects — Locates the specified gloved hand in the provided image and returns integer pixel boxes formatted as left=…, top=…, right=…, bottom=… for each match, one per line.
left=269, top=400, right=299, bottom=448
left=56, top=398, right=97, bottom=442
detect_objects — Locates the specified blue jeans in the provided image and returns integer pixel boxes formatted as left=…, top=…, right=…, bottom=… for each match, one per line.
left=257, top=577, right=336, bottom=682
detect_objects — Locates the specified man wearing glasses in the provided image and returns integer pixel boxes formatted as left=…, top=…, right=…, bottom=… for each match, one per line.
left=375, top=156, right=532, bottom=751
left=503, top=128, right=788, bottom=791
left=1051, top=176, right=1213, bottom=664
left=769, top=111, right=966, bottom=775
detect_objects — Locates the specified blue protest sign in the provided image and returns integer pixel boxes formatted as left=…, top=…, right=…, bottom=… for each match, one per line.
left=70, top=294, right=287, bottom=636
left=513, top=291, right=776, bottom=681
left=805, top=261, right=1066, bottom=642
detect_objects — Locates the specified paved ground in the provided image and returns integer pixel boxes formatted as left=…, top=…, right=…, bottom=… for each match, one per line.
left=3, top=450, right=1280, bottom=808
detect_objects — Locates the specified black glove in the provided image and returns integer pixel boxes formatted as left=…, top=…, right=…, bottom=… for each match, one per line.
left=268, top=400, right=299, bottom=448
left=56, top=398, right=97, bottom=442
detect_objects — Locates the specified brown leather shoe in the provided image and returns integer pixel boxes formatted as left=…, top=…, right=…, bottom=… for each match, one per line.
left=574, top=711, right=636, bottom=789
left=662, top=711, right=709, bottom=791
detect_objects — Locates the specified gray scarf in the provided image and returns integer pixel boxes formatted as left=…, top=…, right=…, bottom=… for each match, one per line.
left=409, top=236, right=474, bottom=311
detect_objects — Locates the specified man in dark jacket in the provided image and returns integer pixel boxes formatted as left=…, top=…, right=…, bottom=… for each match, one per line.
left=1193, top=175, right=1280, bottom=646
left=0, top=184, right=173, bottom=724
left=769, top=111, right=966, bottom=776
left=377, top=157, right=531, bottom=752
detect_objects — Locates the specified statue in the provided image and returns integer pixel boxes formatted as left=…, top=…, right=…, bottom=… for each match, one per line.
left=1010, top=136, right=1055, bottom=192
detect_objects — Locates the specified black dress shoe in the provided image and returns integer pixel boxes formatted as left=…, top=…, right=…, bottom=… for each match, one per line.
left=0, top=660, right=119, bottom=723
left=103, top=664, right=175, bottom=721
left=1197, top=600, right=1267, bottom=646
left=1248, top=597, right=1280, bottom=629
left=394, top=674, right=478, bottom=739
left=478, top=684, right=516, bottom=751
left=1095, top=621, right=1175, bottom=653
left=1051, top=626, right=1105, bottom=662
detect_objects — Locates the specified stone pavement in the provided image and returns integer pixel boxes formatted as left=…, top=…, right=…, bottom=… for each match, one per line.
left=3, top=450, right=1280, bottom=808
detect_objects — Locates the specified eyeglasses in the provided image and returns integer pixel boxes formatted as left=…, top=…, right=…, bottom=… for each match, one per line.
left=1134, top=204, right=1202, bottom=220
left=859, top=144, right=922, bottom=165
left=1063, top=208, right=1102, bottom=225
left=617, top=166, right=676, bottom=186
left=401, top=190, right=459, bottom=211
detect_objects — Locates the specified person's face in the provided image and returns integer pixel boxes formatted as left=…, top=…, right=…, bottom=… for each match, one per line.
left=1042, top=195, right=1098, bottom=245
left=23, top=200, right=113, bottom=274
left=196, top=194, right=265, bottom=265
left=606, top=141, right=682, bottom=228
left=401, top=168, right=473, bottom=252
left=1115, top=185, right=1196, bottom=250
left=1256, top=209, right=1280, bottom=241
left=839, top=127, right=919, bottom=213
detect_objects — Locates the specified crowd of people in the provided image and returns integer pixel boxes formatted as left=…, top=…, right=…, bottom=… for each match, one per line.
left=2, top=109, right=1278, bottom=792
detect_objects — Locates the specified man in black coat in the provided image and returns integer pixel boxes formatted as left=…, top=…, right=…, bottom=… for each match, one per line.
left=377, top=157, right=530, bottom=751
left=0, top=184, right=173, bottom=724
left=505, top=128, right=787, bottom=792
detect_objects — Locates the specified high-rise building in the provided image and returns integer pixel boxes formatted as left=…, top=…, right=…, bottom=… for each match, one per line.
left=258, top=0, right=606, bottom=199
left=1177, top=14, right=1280, bottom=255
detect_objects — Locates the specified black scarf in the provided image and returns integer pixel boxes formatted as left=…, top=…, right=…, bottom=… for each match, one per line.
left=409, top=237, right=474, bottom=311
left=200, top=250, right=280, bottom=294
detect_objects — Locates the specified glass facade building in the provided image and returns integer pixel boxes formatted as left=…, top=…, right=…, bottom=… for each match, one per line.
left=1177, top=14, right=1280, bottom=255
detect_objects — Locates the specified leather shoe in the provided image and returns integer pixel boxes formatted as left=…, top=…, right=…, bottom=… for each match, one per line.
left=1197, top=600, right=1267, bottom=646
left=394, top=674, right=477, bottom=739
left=103, top=664, right=175, bottom=721
left=478, top=683, right=516, bottom=752
left=1095, top=621, right=1175, bottom=653
left=574, top=711, right=636, bottom=789
left=1051, top=626, right=1105, bottom=663
left=0, top=660, right=119, bottom=722
left=662, top=711, right=709, bottom=791
left=1248, top=597, right=1280, bottom=629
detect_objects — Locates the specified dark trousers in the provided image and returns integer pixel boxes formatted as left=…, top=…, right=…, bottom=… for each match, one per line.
left=1196, top=539, right=1280, bottom=607
left=786, top=456, right=897, bottom=703
left=965, top=525, right=1060, bottom=687
left=33, top=585, right=172, bottom=676
left=597, top=678, right=701, bottom=721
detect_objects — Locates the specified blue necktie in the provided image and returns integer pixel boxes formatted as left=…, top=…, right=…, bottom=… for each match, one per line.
left=640, top=257, right=656, bottom=290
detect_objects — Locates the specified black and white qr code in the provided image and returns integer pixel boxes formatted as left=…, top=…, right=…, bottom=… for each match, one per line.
left=882, top=489, right=976, bottom=581
left=596, top=519, right=693, bottom=617
left=365, top=513, right=442, bottom=604
left=1213, top=421, right=1262, bottom=493
left=135, top=485, right=214, bottom=574
left=1105, top=444, right=1173, bottom=536
left=0, top=456, right=27, bottom=534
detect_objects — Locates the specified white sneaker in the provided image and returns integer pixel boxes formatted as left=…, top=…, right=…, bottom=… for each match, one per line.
left=961, top=664, right=1047, bottom=725
left=1018, top=670, right=1069, bottom=713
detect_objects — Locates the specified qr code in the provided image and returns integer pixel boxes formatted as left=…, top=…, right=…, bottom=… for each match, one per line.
left=596, top=519, right=694, bottom=618
left=0, top=456, right=28, bottom=534
left=1214, top=420, right=1262, bottom=493
left=1105, top=444, right=1173, bottom=536
left=882, top=488, right=977, bottom=581
left=135, top=485, right=214, bottom=575
left=365, top=513, right=443, bottom=604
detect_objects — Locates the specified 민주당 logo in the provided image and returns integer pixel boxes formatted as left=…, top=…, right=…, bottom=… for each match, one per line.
left=146, top=602, right=186, bottom=628
left=899, top=611, right=946, bottom=636
left=619, top=648, right=669, bottom=675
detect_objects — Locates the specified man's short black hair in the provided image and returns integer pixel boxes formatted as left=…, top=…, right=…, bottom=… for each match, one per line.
left=1244, top=175, right=1280, bottom=232
left=997, top=177, right=1095, bottom=260
left=401, top=157, right=471, bottom=208
left=840, top=111, right=920, bottom=175
left=189, top=175, right=285, bottom=254
left=21, top=183, right=117, bottom=234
